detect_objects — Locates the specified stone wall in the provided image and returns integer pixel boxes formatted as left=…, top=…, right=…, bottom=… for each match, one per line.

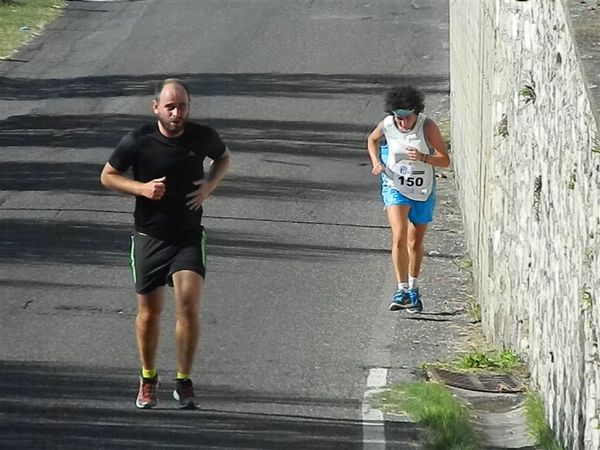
left=448, top=1, right=600, bottom=449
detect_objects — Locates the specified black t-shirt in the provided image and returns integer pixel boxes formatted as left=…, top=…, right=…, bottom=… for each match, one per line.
left=108, top=122, right=226, bottom=241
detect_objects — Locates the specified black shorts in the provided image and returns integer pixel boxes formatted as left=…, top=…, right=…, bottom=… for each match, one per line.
left=130, top=229, right=207, bottom=294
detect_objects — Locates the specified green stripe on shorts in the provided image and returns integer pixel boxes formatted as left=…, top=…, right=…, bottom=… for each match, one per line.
left=201, top=229, right=207, bottom=268
left=130, top=235, right=137, bottom=284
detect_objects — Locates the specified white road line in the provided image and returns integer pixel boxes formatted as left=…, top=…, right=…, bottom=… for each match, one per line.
left=362, top=367, right=388, bottom=450
left=366, top=367, right=388, bottom=387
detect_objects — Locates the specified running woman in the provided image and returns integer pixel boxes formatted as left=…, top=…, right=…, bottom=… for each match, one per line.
left=100, top=78, right=231, bottom=408
left=366, top=85, right=450, bottom=312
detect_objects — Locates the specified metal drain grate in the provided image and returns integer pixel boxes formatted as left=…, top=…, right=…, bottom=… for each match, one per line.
left=427, top=368, right=523, bottom=393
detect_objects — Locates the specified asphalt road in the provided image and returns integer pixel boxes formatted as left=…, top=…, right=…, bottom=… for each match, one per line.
left=0, top=1, right=464, bottom=449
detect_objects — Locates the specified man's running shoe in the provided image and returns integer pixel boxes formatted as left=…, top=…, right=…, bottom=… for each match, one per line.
left=173, top=378, right=197, bottom=409
left=389, top=288, right=411, bottom=311
left=406, top=288, right=423, bottom=313
left=136, top=375, right=159, bottom=409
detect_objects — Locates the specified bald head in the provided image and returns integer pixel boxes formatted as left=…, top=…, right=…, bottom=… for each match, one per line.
left=154, top=78, right=190, bottom=103
left=152, top=78, right=191, bottom=138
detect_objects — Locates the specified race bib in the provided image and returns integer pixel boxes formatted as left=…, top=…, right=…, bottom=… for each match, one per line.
left=388, top=161, right=433, bottom=201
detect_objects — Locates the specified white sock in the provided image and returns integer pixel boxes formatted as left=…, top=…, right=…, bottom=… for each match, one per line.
left=408, top=277, right=419, bottom=290
left=398, top=282, right=409, bottom=292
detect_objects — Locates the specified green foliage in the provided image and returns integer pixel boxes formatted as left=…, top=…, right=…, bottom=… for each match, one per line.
left=519, top=79, right=537, bottom=105
left=456, top=348, right=521, bottom=371
left=582, top=288, right=593, bottom=308
left=0, top=0, right=66, bottom=59
left=496, top=114, right=509, bottom=138
left=497, top=348, right=521, bottom=367
left=524, top=391, right=566, bottom=450
left=468, top=301, right=481, bottom=322
left=378, top=382, right=479, bottom=450
left=567, top=169, right=576, bottom=190
left=453, top=257, right=473, bottom=269
left=457, top=352, right=495, bottom=369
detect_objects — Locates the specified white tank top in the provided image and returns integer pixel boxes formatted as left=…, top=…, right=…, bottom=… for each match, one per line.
left=381, top=113, right=434, bottom=201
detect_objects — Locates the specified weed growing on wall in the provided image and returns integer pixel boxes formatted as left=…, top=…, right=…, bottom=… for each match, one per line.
left=533, top=175, right=543, bottom=221
left=567, top=168, right=577, bottom=190
left=497, top=114, right=509, bottom=138
left=519, top=78, right=537, bottom=105
left=581, top=288, right=593, bottom=309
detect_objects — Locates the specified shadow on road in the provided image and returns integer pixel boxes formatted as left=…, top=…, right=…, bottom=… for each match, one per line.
left=0, top=219, right=131, bottom=266
left=0, top=160, right=373, bottom=200
left=0, top=113, right=374, bottom=163
left=0, top=219, right=388, bottom=266
left=0, top=161, right=111, bottom=193
left=0, top=72, right=449, bottom=101
left=0, top=71, right=449, bottom=164
left=0, top=360, right=423, bottom=449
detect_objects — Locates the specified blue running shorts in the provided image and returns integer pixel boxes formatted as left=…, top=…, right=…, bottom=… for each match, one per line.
left=380, top=182, right=436, bottom=224
left=379, top=143, right=436, bottom=224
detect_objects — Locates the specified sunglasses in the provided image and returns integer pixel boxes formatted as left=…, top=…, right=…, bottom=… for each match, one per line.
left=392, top=108, right=415, bottom=119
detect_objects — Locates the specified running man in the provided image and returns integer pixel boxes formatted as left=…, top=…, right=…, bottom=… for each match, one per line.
left=366, top=85, right=449, bottom=312
left=100, top=78, right=231, bottom=408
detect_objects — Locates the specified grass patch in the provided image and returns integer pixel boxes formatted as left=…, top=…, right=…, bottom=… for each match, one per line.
left=456, top=347, right=521, bottom=372
left=525, top=391, right=566, bottom=450
left=424, top=345, right=528, bottom=379
left=377, top=381, right=479, bottom=450
left=0, top=0, right=66, bottom=59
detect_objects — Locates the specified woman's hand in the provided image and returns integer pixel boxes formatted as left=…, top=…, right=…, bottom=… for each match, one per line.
left=407, top=147, right=424, bottom=162
left=372, top=162, right=385, bottom=176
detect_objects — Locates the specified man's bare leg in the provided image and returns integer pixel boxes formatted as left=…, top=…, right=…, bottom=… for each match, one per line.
left=136, top=287, right=165, bottom=372
left=171, top=270, right=203, bottom=408
left=135, top=287, right=165, bottom=409
left=172, top=270, right=203, bottom=375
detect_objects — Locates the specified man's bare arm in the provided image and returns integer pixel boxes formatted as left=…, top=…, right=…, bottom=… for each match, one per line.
left=100, top=162, right=166, bottom=200
left=186, top=148, right=231, bottom=210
